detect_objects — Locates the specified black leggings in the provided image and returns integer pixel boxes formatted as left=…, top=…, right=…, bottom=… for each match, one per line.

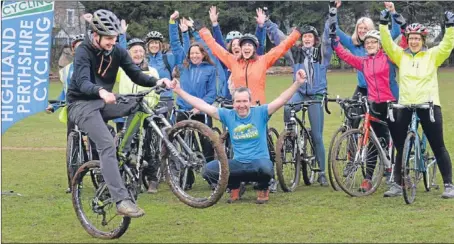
left=393, top=106, right=452, bottom=184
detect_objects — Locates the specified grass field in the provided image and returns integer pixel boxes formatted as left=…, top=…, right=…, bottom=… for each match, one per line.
left=2, top=70, right=454, bottom=243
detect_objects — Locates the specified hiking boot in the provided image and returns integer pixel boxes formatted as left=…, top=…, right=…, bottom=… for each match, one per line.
left=147, top=181, right=159, bottom=194
left=227, top=188, right=241, bottom=203
left=317, top=173, right=329, bottom=187
left=269, top=178, right=278, bottom=193
left=360, top=179, right=372, bottom=192
left=116, top=199, right=145, bottom=218
left=256, top=189, right=270, bottom=204
left=441, top=183, right=454, bottom=199
left=383, top=183, right=403, bottom=197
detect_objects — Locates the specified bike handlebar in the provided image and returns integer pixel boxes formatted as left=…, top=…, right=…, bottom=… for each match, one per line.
left=387, top=101, right=435, bottom=123
left=117, top=83, right=167, bottom=103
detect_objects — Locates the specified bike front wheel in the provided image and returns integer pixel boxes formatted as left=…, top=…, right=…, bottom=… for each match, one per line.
left=402, top=132, right=419, bottom=204
left=327, top=126, right=347, bottom=191
left=275, top=130, right=301, bottom=192
left=163, top=120, right=229, bottom=208
left=331, top=129, right=385, bottom=197
left=71, top=161, right=130, bottom=239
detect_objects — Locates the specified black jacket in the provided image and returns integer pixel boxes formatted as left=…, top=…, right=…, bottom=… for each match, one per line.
left=67, top=37, right=158, bottom=103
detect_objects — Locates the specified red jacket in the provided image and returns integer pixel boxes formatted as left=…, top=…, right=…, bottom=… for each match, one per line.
left=334, top=44, right=397, bottom=103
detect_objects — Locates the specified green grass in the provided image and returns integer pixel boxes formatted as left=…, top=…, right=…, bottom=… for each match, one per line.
left=2, top=70, right=454, bottom=243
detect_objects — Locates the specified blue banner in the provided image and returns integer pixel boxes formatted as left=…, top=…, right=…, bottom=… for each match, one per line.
left=1, top=0, right=55, bottom=134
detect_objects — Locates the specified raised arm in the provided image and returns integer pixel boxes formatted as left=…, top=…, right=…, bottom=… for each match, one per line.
left=268, top=69, right=307, bottom=115
left=169, top=11, right=185, bottom=65
left=118, top=20, right=128, bottom=49
left=332, top=39, right=363, bottom=71
left=384, top=2, right=403, bottom=40
left=264, top=29, right=301, bottom=68
left=379, top=10, right=404, bottom=66
left=255, top=8, right=267, bottom=55
left=321, top=15, right=334, bottom=67
left=198, top=25, right=236, bottom=70
left=209, top=6, right=228, bottom=50
left=264, top=19, right=294, bottom=65
left=202, top=67, right=217, bottom=105
left=172, top=79, right=219, bottom=120
left=431, top=12, right=454, bottom=67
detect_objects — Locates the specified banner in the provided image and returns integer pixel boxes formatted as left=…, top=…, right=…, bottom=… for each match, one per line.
left=1, top=0, right=55, bottom=134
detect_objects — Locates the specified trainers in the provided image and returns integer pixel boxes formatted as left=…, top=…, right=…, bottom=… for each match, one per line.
left=147, top=181, right=159, bottom=194
left=317, top=174, right=329, bottom=187
left=360, top=179, right=372, bottom=192
left=227, top=188, right=241, bottom=203
left=383, top=183, right=403, bottom=197
left=269, top=178, right=278, bottom=193
left=256, top=189, right=270, bottom=204
left=116, top=199, right=145, bottom=218
left=441, top=183, right=454, bottom=199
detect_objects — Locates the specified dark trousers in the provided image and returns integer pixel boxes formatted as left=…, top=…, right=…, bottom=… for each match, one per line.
left=203, top=159, right=274, bottom=190
left=392, top=106, right=452, bottom=184
left=68, top=99, right=138, bottom=202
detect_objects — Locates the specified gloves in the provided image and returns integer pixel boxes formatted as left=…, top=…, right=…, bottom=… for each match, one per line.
left=331, top=36, right=340, bottom=48
left=329, top=6, right=337, bottom=17
left=380, top=9, right=391, bottom=25
left=329, top=0, right=336, bottom=8
left=329, top=22, right=337, bottom=39
left=445, top=11, right=454, bottom=28
left=193, top=19, right=205, bottom=32
left=393, top=13, right=406, bottom=27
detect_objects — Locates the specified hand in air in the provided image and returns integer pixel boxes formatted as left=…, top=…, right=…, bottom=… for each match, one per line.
left=209, top=6, right=219, bottom=24
left=170, top=10, right=179, bottom=21
left=256, top=8, right=266, bottom=26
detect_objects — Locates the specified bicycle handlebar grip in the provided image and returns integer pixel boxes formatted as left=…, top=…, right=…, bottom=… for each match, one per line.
left=48, top=99, right=63, bottom=104
left=324, top=97, right=331, bottom=115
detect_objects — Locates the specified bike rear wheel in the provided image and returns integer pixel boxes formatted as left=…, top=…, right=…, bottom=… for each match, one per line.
left=331, top=129, right=385, bottom=197
left=402, top=132, right=419, bottom=204
left=163, top=120, right=229, bottom=208
left=275, top=130, right=301, bottom=192
left=327, top=126, right=346, bottom=191
left=72, top=161, right=130, bottom=239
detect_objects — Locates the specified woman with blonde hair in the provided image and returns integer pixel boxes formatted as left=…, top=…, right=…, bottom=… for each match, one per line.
left=331, top=0, right=402, bottom=128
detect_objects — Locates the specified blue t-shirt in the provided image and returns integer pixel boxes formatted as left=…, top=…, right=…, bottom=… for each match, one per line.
left=218, top=105, right=270, bottom=163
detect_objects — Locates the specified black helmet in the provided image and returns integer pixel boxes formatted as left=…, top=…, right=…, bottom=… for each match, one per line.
left=89, top=9, right=122, bottom=36
left=145, top=31, right=164, bottom=43
left=301, top=25, right=319, bottom=38
left=127, top=38, right=145, bottom=50
left=239, top=33, right=259, bottom=48
left=71, top=34, right=84, bottom=48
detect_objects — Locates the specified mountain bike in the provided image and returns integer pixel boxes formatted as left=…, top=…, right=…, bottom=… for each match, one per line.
left=330, top=96, right=394, bottom=197
left=326, top=95, right=364, bottom=191
left=275, top=96, right=330, bottom=192
left=71, top=86, right=229, bottom=239
left=387, top=102, right=439, bottom=204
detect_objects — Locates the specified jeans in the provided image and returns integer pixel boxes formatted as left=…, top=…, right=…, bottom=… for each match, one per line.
left=203, top=158, right=274, bottom=190
left=392, top=105, right=452, bottom=184
left=68, top=99, right=138, bottom=203
left=283, top=92, right=326, bottom=172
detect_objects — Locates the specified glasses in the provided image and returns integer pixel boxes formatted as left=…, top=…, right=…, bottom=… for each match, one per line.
left=365, top=40, right=378, bottom=45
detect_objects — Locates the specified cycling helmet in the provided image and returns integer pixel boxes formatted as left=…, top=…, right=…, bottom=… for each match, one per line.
left=301, top=25, right=319, bottom=38
left=71, top=34, right=85, bottom=48
left=239, top=33, right=259, bottom=48
left=405, top=23, right=429, bottom=38
left=364, top=30, right=381, bottom=42
left=226, top=31, right=243, bottom=42
left=127, top=38, right=145, bottom=50
left=89, top=9, right=122, bottom=36
left=145, top=31, right=164, bottom=43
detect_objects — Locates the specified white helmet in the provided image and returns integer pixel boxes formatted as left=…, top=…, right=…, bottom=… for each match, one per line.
left=364, top=30, right=381, bottom=42
left=226, top=31, right=243, bottom=42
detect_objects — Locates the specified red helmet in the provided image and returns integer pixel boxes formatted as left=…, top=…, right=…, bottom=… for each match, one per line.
left=405, top=23, right=428, bottom=38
